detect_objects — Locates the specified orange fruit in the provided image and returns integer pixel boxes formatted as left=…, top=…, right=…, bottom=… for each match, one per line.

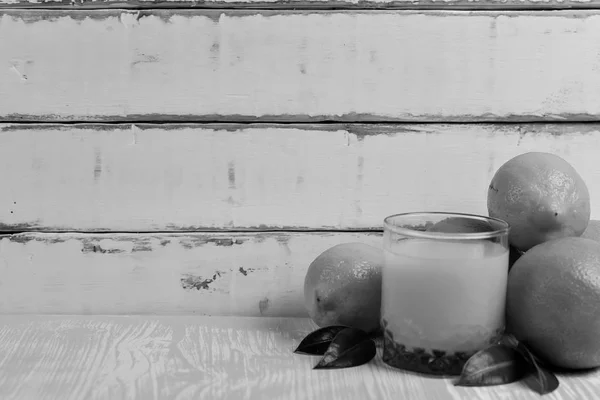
left=582, top=220, right=600, bottom=243
left=506, top=237, right=600, bottom=369
left=426, top=217, right=493, bottom=233
left=304, top=243, right=383, bottom=333
left=487, top=152, right=590, bottom=252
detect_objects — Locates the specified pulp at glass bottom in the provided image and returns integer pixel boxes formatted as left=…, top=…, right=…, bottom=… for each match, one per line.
left=381, top=319, right=504, bottom=376
left=382, top=334, right=471, bottom=376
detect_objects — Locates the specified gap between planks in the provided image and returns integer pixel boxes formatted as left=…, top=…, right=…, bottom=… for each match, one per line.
left=6, top=117, right=600, bottom=124
left=3, top=3, right=600, bottom=11
left=6, top=120, right=600, bottom=125
left=0, top=228, right=384, bottom=235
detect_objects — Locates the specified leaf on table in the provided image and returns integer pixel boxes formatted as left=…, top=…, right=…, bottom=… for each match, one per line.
left=314, top=327, right=376, bottom=369
left=293, top=325, right=348, bottom=355
left=513, top=341, right=560, bottom=395
left=455, top=344, right=528, bottom=387
left=501, top=334, right=560, bottom=395
left=501, top=334, right=520, bottom=349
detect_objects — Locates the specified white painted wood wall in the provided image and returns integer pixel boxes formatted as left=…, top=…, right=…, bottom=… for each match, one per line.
left=1, top=0, right=599, bottom=316
left=3, top=10, right=600, bottom=121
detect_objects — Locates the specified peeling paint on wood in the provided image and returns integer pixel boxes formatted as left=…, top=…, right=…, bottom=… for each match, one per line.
left=0, top=231, right=383, bottom=315
left=0, top=123, right=599, bottom=232
left=5, top=112, right=600, bottom=123
left=3, top=9, right=596, bottom=21
left=181, top=271, right=224, bottom=291
left=1, top=0, right=599, bottom=9
left=259, top=297, right=270, bottom=315
left=0, top=222, right=41, bottom=233
left=239, top=266, right=255, bottom=275
left=2, top=11, right=600, bottom=121
left=81, top=243, right=125, bottom=254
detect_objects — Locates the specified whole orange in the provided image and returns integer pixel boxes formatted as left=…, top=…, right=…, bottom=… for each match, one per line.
left=582, top=220, right=600, bottom=243
left=507, top=237, right=600, bottom=369
left=304, top=243, right=383, bottom=333
left=487, top=152, right=590, bottom=252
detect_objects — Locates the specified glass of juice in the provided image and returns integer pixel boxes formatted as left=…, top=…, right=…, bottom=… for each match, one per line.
left=381, top=212, right=510, bottom=376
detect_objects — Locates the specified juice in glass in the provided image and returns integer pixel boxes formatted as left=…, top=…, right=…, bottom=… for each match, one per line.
left=381, top=212, right=509, bottom=375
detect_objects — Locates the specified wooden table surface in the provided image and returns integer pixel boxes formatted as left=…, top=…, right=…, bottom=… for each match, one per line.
left=0, top=316, right=598, bottom=400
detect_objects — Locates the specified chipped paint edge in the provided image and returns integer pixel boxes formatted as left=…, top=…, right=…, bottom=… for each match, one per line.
left=4, top=122, right=600, bottom=136
left=2, top=112, right=600, bottom=124
left=0, top=0, right=599, bottom=10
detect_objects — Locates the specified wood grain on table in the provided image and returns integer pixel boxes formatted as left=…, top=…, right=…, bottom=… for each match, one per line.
left=3, top=10, right=600, bottom=122
left=0, top=316, right=598, bottom=400
left=1, top=123, right=599, bottom=232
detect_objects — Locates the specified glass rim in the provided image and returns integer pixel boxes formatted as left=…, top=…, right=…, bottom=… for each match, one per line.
left=383, top=211, right=510, bottom=240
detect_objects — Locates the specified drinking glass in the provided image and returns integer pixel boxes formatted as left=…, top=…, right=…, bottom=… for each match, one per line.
left=381, top=212, right=510, bottom=376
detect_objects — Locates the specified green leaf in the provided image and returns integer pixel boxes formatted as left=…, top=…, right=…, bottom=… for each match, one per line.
left=314, top=327, right=376, bottom=369
left=293, top=325, right=348, bottom=355
left=455, top=344, right=528, bottom=387
left=501, top=334, right=520, bottom=349
left=501, top=334, right=560, bottom=394
left=505, top=336, right=560, bottom=395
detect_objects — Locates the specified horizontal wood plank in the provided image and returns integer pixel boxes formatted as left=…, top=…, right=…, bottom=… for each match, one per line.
left=0, top=231, right=382, bottom=315
left=1, top=315, right=599, bottom=400
left=2, top=10, right=600, bottom=121
left=1, top=123, right=599, bottom=231
left=2, top=0, right=599, bottom=9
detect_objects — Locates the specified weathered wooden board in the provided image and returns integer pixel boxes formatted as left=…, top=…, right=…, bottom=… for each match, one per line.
left=1, top=123, right=599, bottom=232
left=2, top=0, right=598, bottom=9
left=0, top=315, right=600, bottom=400
left=1, top=315, right=599, bottom=400
left=2, top=10, right=600, bottom=122
left=0, top=231, right=382, bottom=315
